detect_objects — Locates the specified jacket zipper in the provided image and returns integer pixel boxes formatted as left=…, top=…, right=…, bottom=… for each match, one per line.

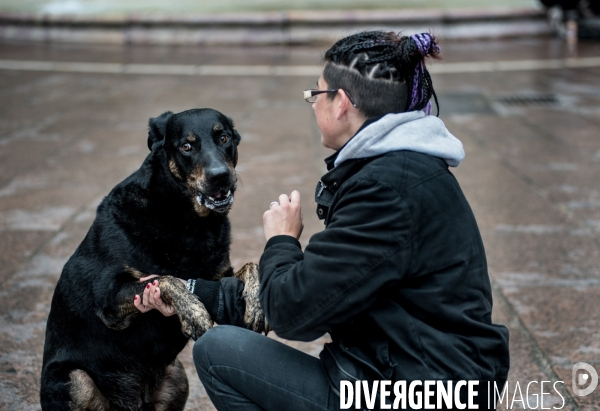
left=325, top=345, right=361, bottom=396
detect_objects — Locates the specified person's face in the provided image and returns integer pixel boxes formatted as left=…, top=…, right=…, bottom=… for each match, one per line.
left=312, top=76, right=340, bottom=150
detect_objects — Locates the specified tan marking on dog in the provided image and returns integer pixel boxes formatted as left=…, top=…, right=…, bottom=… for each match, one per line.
left=169, top=157, right=183, bottom=180
left=234, top=263, right=271, bottom=335
left=186, top=167, right=204, bottom=191
left=192, top=201, right=211, bottom=218
left=228, top=161, right=239, bottom=191
left=213, top=124, right=223, bottom=133
left=157, top=275, right=213, bottom=340
left=185, top=166, right=212, bottom=218
left=186, top=133, right=196, bottom=142
left=68, top=369, right=110, bottom=411
left=222, top=159, right=239, bottom=193
left=125, top=266, right=144, bottom=280
left=152, top=359, right=189, bottom=411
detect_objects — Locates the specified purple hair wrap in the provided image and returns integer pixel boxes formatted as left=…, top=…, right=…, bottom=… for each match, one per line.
left=407, top=33, right=439, bottom=114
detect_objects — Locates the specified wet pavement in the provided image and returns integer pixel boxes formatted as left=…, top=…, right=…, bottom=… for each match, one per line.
left=0, top=37, right=600, bottom=410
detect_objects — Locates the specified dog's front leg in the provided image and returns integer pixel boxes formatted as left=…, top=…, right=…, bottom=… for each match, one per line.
left=155, top=276, right=213, bottom=341
left=97, top=279, right=156, bottom=331
left=234, top=263, right=271, bottom=335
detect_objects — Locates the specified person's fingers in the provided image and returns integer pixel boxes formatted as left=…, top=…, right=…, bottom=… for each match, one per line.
left=278, top=193, right=290, bottom=207
left=160, top=304, right=176, bottom=317
left=134, top=294, right=143, bottom=311
left=139, top=274, right=159, bottom=282
left=155, top=288, right=177, bottom=316
left=290, top=190, right=301, bottom=207
left=148, top=282, right=158, bottom=306
left=154, top=287, right=163, bottom=306
left=142, top=283, right=151, bottom=308
left=134, top=294, right=150, bottom=312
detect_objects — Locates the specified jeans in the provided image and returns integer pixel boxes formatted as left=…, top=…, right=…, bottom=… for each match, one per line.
left=193, top=325, right=341, bottom=411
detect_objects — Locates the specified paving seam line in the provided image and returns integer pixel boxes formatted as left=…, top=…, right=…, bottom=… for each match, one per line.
left=490, top=280, right=581, bottom=411
left=1, top=57, right=600, bottom=77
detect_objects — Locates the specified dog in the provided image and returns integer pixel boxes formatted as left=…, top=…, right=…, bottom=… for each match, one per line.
left=40, top=108, right=267, bottom=410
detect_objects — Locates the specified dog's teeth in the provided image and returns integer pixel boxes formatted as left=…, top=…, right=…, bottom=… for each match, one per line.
left=196, top=196, right=202, bottom=205
left=208, top=197, right=215, bottom=201
left=225, top=190, right=231, bottom=198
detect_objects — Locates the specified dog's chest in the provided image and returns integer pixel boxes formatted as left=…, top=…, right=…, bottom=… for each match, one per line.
left=143, top=224, right=228, bottom=280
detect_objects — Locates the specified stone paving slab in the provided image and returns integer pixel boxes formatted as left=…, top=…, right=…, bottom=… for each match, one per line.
left=1, top=37, right=600, bottom=410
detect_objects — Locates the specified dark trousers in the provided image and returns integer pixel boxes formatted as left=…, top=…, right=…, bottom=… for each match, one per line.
left=193, top=325, right=341, bottom=411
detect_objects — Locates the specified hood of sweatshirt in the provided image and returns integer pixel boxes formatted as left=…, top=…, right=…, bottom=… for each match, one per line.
left=334, top=111, right=465, bottom=168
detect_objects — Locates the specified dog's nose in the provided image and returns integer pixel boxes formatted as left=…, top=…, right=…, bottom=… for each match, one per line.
left=206, top=166, right=229, bottom=184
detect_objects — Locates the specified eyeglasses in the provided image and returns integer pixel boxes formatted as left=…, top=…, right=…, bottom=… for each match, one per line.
left=303, top=89, right=358, bottom=107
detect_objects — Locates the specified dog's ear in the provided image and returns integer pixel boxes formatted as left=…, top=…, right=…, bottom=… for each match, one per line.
left=225, top=116, right=241, bottom=145
left=232, top=129, right=241, bottom=146
left=147, top=111, right=173, bottom=151
left=225, top=115, right=241, bottom=167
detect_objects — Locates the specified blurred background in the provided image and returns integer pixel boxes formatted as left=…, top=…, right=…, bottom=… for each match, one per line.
left=1, top=1, right=600, bottom=410
left=0, top=0, right=539, bottom=14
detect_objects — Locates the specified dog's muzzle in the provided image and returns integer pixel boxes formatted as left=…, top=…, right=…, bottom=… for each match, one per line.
left=196, top=189, right=234, bottom=212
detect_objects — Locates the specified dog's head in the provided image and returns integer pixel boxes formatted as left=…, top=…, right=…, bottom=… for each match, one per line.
left=147, top=108, right=241, bottom=217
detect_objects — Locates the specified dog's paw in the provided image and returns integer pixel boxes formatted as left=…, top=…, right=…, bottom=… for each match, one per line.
left=178, top=304, right=213, bottom=341
left=234, top=263, right=271, bottom=335
left=157, top=276, right=213, bottom=340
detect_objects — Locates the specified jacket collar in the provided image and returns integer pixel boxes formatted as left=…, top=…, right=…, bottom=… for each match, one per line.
left=316, top=117, right=382, bottom=221
left=315, top=156, right=373, bottom=212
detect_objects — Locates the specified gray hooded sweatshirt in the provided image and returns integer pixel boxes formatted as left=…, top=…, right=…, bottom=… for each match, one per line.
left=334, top=110, right=465, bottom=168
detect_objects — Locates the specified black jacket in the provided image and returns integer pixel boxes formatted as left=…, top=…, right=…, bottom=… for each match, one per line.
left=258, top=150, right=509, bottom=393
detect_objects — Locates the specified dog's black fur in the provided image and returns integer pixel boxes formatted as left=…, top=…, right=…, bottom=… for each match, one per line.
left=41, top=108, right=261, bottom=410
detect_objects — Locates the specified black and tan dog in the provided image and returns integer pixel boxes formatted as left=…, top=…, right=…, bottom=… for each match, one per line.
left=40, top=108, right=266, bottom=410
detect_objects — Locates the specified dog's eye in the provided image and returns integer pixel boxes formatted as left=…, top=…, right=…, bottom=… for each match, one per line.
left=181, top=142, right=192, bottom=152
left=220, top=135, right=229, bottom=144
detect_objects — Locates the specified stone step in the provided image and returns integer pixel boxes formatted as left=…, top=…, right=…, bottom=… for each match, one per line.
left=0, top=7, right=551, bottom=45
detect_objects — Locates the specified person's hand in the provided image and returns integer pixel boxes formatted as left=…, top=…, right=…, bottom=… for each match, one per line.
left=263, top=190, right=303, bottom=241
left=133, top=275, right=185, bottom=317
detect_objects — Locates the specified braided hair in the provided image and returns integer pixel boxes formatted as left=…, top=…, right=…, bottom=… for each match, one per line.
left=322, top=31, right=440, bottom=117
